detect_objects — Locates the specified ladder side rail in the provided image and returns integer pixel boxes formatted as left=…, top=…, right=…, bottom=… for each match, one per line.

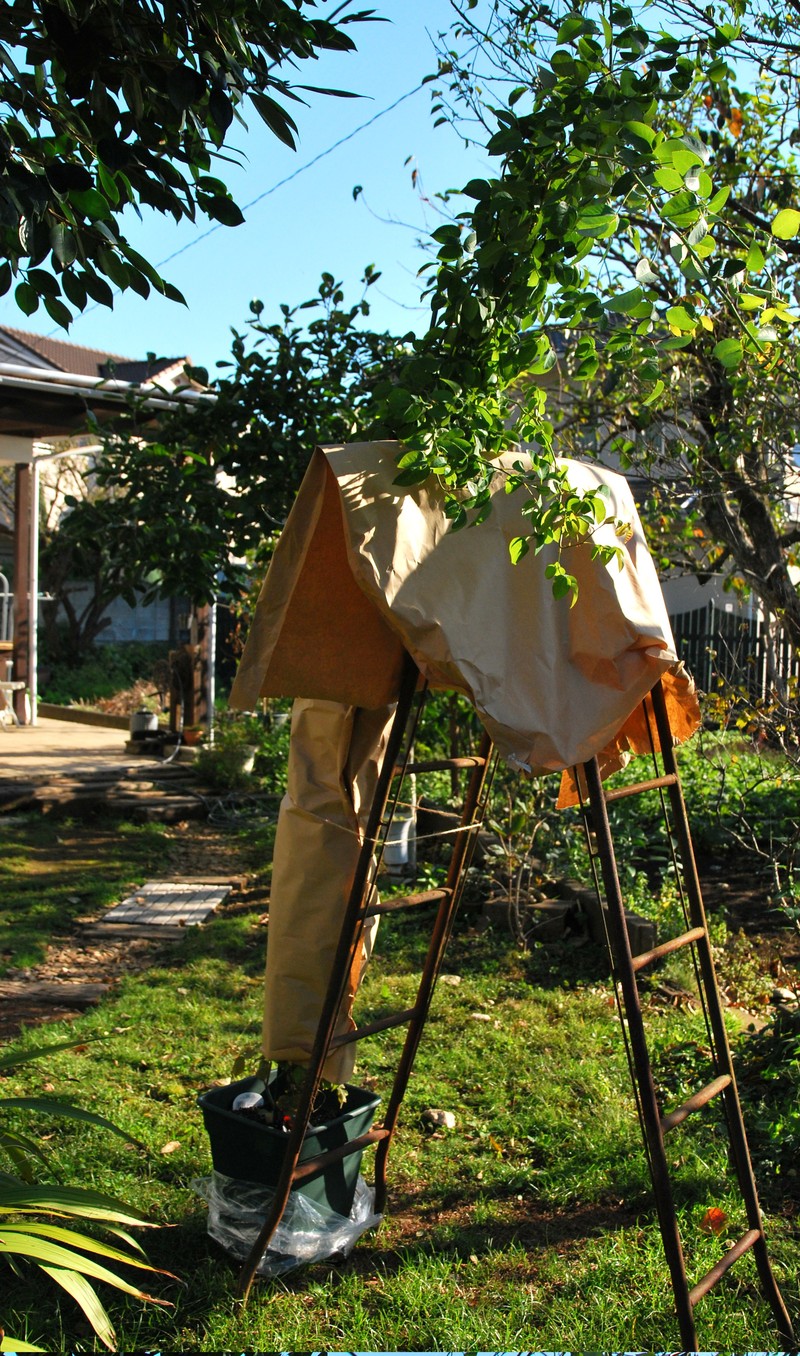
left=576, top=776, right=659, bottom=1186
left=650, top=680, right=771, bottom=1203
left=583, top=753, right=698, bottom=1350
left=434, top=735, right=498, bottom=967
left=649, top=683, right=795, bottom=1346
left=649, top=685, right=739, bottom=1072
left=373, top=731, right=495, bottom=1211
left=237, top=654, right=422, bottom=1301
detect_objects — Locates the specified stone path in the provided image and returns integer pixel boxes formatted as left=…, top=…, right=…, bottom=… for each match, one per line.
left=101, top=880, right=232, bottom=927
left=0, top=871, right=254, bottom=1040
left=0, top=716, right=208, bottom=820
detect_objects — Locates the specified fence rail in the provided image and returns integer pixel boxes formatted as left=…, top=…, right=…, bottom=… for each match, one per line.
left=670, top=601, right=800, bottom=701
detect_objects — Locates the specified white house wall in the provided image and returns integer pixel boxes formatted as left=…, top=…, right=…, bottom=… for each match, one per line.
left=660, top=573, right=753, bottom=622
left=49, top=584, right=174, bottom=646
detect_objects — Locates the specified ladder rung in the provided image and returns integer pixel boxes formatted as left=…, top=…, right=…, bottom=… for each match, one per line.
left=291, top=1126, right=390, bottom=1182
left=603, top=773, right=679, bottom=803
left=632, top=926, right=706, bottom=973
left=398, top=755, right=487, bottom=775
left=364, top=887, right=451, bottom=918
left=661, top=1074, right=732, bottom=1133
left=689, top=1228, right=762, bottom=1305
left=333, top=1006, right=418, bottom=1046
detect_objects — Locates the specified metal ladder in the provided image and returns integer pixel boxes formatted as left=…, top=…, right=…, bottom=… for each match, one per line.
left=237, top=656, right=497, bottom=1299
left=578, top=678, right=794, bottom=1349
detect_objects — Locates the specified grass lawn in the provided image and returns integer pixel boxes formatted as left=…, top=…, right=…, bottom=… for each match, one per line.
left=0, top=810, right=797, bottom=1352
left=0, top=815, right=167, bottom=974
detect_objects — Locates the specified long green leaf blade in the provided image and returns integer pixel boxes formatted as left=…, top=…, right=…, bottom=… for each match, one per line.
left=0, top=1234, right=171, bottom=1303
left=93, top=1222, right=147, bottom=1256
left=1, top=1222, right=171, bottom=1275
left=39, top=1265, right=117, bottom=1350
left=0, top=1183, right=150, bottom=1224
left=0, top=1098, right=144, bottom=1146
left=0, top=1128, right=49, bottom=1176
left=0, top=1035, right=105, bottom=1072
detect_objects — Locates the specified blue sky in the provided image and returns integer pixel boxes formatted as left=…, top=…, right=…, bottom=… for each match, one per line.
left=0, top=0, right=492, bottom=370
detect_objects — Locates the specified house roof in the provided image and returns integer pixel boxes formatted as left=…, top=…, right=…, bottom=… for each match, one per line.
left=0, top=325, right=199, bottom=442
left=0, top=326, right=185, bottom=382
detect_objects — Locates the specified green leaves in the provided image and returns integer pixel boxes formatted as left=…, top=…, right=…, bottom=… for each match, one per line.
left=1, top=1097, right=144, bottom=1146
left=713, top=337, right=744, bottom=368
left=556, top=13, right=590, bottom=44
left=772, top=209, right=800, bottom=241
left=623, top=119, right=656, bottom=148
left=0, top=1041, right=171, bottom=1351
left=50, top=223, right=77, bottom=268
left=372, top=0, right=800, bottom=613
left=576, top=207, right=619, bottom=237
left=654, top=165, right=683, bottom=192
left=14, top=282, right=39, bottom=315
left=607, top=287, right=645, bottom=313
left=545, top=560, right=578, bottom=604
left=250, top=91, right=298, bottom=149
left=39, top=1265, right=116, bottom=1351
left=666, top=304, right=696, bottom=331
left=1, top=0, right=371, bottom=325
left=199, top=193, right=245, bottom=227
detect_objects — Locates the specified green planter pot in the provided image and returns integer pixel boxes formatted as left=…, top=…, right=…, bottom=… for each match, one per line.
left=198, top=1075, right=380, bottom=1217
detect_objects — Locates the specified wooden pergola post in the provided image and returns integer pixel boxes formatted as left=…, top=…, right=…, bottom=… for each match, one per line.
left=12, top=463, right=31, bottom=723
left=189, top=604, right=211, bottom=727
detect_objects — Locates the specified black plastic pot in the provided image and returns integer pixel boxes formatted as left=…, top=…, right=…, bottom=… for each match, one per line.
left=198, top=1074, right=380, bottom=1217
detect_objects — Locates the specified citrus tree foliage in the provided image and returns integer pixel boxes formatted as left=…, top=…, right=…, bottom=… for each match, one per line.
left=52, top=271, right=406, bottom=615
left=375, top=0, right=800, bottom=609
left=0, top=0, right=374, bottom=325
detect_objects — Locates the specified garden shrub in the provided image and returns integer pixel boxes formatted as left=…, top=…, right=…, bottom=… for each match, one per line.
left=196, top=708, right=292, bottom=793
left=736, top=1005, right=800, bottom=1199
left=40, top=641, right=170, bottom=706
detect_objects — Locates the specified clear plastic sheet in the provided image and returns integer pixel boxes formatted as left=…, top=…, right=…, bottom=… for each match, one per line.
left=191, top=1171, right=381, bottom=1277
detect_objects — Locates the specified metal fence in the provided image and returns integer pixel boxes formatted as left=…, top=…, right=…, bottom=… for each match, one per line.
left=669, top=600, right=800, bottom=699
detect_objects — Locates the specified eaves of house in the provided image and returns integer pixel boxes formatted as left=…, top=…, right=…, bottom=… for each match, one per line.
left=0, top=324, right=214, bottom=724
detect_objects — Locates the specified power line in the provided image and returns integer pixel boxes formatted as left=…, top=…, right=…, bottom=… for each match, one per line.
left=48, top=80, right=426, bottom=334
left=157, top=81, right=425, bottom=269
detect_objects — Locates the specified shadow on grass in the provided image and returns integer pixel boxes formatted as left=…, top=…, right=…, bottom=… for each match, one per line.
left=140, top=893, right=614, bottom=997
left=100, top=1181, right=649, bottom=1331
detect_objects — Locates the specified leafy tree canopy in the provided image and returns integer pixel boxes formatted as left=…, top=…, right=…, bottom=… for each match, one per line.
left=0, top=0, right=376, bottom=325
left=49, top=270, right=406, bottom=625
left=373, top=0, right=800, bottom=617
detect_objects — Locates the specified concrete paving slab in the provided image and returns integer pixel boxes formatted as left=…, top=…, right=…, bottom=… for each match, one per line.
left=102, top=880, right=231, bottom=926
left=0, top=716, right=159, bottom=780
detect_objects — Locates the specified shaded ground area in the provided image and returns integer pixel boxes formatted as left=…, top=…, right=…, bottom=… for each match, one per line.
left=699, top=857, right=800, bottom=1005
left=4, top=816, right=798, bottom=1043
left=0, top=820, right=262, bottom=1040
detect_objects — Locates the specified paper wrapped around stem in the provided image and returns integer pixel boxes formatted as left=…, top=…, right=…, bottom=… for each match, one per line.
left=231, top=441, right=700, bottom=1071
left=263, top=697, right=393, bottom=1083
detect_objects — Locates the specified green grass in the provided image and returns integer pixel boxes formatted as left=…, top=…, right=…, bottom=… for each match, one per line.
left=0, top=814, right=797, bottom=1351
left=0, top=815, right=166, bottom=973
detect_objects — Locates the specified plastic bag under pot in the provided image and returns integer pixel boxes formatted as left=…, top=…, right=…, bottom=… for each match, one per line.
left=197, top=1074, right=381, bottom=1217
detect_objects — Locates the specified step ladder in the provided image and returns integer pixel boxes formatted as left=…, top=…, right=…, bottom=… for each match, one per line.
left=577, top=678, right=794, bottom=1349
left=237, top=656, right=498, bottom=1299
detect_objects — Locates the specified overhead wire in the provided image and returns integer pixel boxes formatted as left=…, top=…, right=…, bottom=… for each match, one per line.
left=44, top=80, right=427, bottom=335
left=157, top=81, right=426, bottom=270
